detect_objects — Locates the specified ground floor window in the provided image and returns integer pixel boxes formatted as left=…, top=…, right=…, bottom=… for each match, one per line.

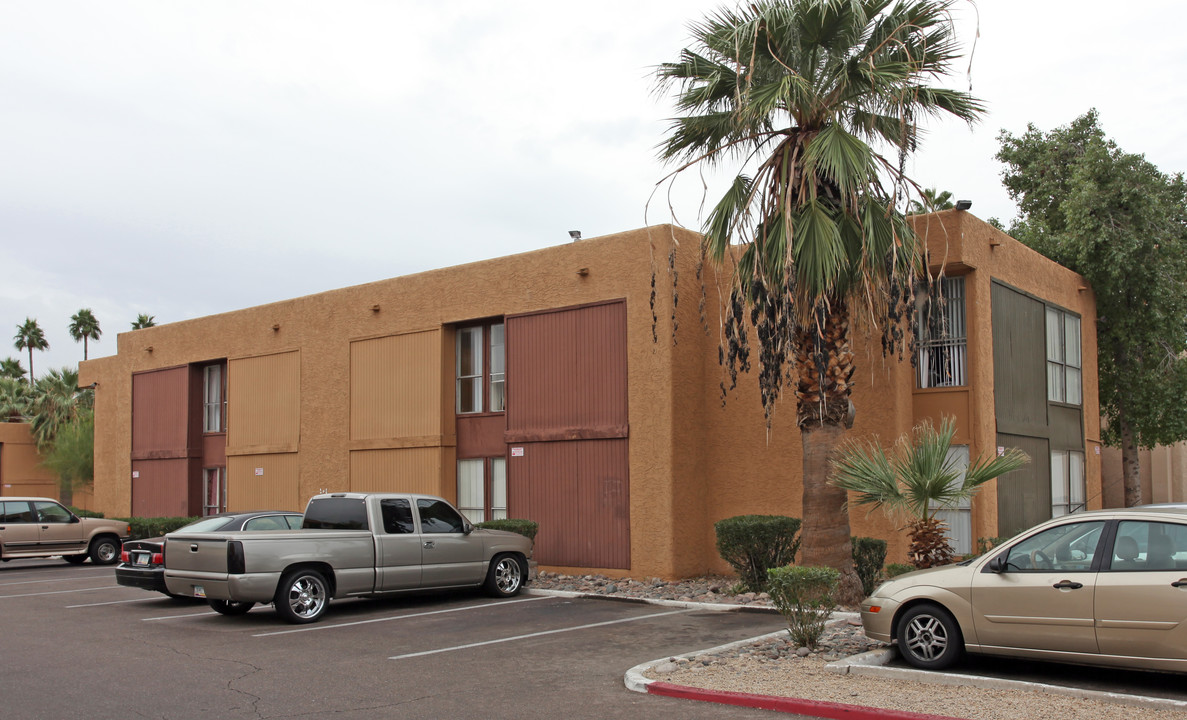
left=457, top=457, right=507, bottom=523
left=1051, top=450, right=1086, bottom=517
left=934, top=445, right=972, bottom=555
left=203, top=467, right=226, bottom=515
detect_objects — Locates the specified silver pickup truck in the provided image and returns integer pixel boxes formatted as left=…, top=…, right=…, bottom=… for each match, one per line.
left=163, top=492, right=536, bottom=623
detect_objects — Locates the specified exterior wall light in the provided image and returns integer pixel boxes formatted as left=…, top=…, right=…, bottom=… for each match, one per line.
left=577, top=267, right=590, bottom=277
left=272, top=324, right=281, bottom=332
left=371, top=304, right=381, bottom=313
left=955, top=200, right=972, bottom=210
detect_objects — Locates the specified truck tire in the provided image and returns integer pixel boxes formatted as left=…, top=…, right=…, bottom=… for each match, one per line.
left=483, top=554, right=524, bottom=598
left=62, top=554, right=89, bottom=565
left=210, top=599, right=255, bottom=616
left=88, top=536, right=121, bottom=565
left=274, top=569, right=329, bottom=624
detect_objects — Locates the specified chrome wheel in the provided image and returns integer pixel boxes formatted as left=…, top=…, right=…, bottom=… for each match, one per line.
left=904, top=614, right=948, bottom=661
left=275, top=570, right=329, bottom=623
left=896, top=603, right=962, bottom=670
left=484, top=555, right=523, bottom=598
left=90, top=537, right=120, bottom=565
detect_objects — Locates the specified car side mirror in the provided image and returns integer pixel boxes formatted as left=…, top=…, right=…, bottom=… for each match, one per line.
left=987, top=554, right=1007, bottom=573
left=463, top=521, right=474, bottom=535
left=70, top=515, right=81, bottom=524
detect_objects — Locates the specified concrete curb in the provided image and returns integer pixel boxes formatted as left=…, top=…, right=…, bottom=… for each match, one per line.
left=526, top=586, right=782, bottom=613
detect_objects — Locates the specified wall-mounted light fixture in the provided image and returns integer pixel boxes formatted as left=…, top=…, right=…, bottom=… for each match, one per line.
left=371, top=304, right=381, bottom=313
left=569, top=230, right=582, bottom=242
left=955, top=200, right=972, bottom=211
left=577, top=267, right=590, bottom=277
left=272, top=323, right=281, bottom=332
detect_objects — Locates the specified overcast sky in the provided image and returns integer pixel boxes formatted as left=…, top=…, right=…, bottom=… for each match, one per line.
left=4, top=1, right=1186, bottom=378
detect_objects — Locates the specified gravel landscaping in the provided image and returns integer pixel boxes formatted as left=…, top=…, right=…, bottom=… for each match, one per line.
left=532, top=572, right=1187, bottom=720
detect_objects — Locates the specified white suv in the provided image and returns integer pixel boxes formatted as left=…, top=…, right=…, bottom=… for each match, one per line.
left=0, top=497, right=131, bottom=565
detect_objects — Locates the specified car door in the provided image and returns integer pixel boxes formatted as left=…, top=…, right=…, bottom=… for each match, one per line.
left=970, top=520, right=1105, bottom=655
left=376, top=498, right=422, bottom=591
left=415, top=498, right=484, bottom=587
left=1095, top=520, right=1187, bottom=660
left=33, top=501, right=86, bottom=555
left=0, top=501, right=40, bottom=557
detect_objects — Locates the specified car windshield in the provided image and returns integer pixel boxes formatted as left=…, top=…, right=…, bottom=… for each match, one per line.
left=177, top=516, right=234, bottom=532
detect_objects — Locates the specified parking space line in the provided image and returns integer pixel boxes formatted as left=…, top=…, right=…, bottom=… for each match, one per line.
left=0, top=573, right=117, bottom=588
left=69, top=596, right=162, bottom=608
left=0, top=586, right=119, bottom=598
left=388, top=608, right=690, bottom=660
left=142, top=609, right=217, bottom=621
left=253, top=595, right=551, bottom=637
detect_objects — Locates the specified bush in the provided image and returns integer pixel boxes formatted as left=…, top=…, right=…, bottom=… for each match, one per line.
left=852, top=537, right=887, bottom=597
left=69, top=507, right=104, bottom=518
left=117, top=516, right=202, bottom=540
left=767, top=565, right=839, bottom=648
left=884, top=563, right=915, bottom=579
left=714, top=515, right=801, bottom=593
left=476, top=519, right=538, bottom=542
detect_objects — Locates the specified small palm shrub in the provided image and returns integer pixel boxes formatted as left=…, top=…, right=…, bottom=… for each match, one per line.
left=714, top=515, right=801, bottom=593
left=767, top=565, right=840, bottom=648
left=852, top=537, right=887, bottom=597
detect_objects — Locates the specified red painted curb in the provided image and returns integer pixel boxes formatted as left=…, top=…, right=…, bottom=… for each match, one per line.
left=646, top=681, right=969, bottom=720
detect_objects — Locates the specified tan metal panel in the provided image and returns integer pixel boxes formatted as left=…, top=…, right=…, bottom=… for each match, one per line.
left=131, top=367, right=190, bottom=456
left=350, top=330, right=442, bottom=441
left=348, top=448, right=444, bottom=496
left=228, top=454, right=301, bottom=512
left=227, top=351, right=301, bottom=448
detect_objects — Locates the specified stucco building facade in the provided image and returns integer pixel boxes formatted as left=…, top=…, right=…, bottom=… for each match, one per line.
left=76, top=212, right=1100, bottom=578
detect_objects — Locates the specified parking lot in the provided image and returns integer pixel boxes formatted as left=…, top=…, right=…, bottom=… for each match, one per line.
left=0, top=559, right=789, bottom=719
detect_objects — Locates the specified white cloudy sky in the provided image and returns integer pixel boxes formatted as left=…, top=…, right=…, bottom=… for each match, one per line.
left=3, top=1, right=1186, bottom=378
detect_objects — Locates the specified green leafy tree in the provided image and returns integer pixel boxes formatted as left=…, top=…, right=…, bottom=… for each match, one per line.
left=831, top=417, right=1028, bottom=568
left=131, top=314, right=156, bottom=330
left=0, top=357, right=26, bottom=380
left=996, top=110, right=1187, bottom=506
left=69, top=308, right=102, bottom=361
left=13, top=318, right=48, bottom=384
left=907, top=187, right=955, bottom=214
left=653, top=0, right=983, bottom=599
left=40, top=408, right=94, bottom=506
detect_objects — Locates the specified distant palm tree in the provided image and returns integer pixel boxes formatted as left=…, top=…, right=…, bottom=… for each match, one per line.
left=908, top=187, right=956, bottom=214
left=0, top=377, right=33, bottom=421
left=69, top=308, right=102, bottom=361
left=830, top=417, right=1028, bottom=568
left=28, top=367, right=90, bottom=451
left=13, top=318, right=48, bottom=384
left=0, top=357, right=26, bottom=380
left=131, top=314, right=156, bottom=330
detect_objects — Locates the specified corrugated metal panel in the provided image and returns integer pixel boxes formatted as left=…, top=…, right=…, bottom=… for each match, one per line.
left=996, top=433, right=1052, bottom=537
left=506, top=302, right=627, bottom=437
left=227, top=351, right=300, bottom=448
left=349, top=448, right=444, bottom=496
left=351, top=330, right=442, bottom=441
left=132, top=367, right=190, bottom=455
left=131, top=458, right=190, bottom=517
left=991, top=284, right=1047, bottom=431
left=228, top=454, right=301, bottom=511
left=508, top=438, right=629, bottom=569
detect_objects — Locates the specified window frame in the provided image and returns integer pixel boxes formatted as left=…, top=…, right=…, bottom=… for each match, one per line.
left=455, top=321, right=505, bottom=415
left=1045, top=307, right=1082, bottom=405
left=916, top=276, right=967, bottom=389
left=457, top=456, right=508, bottom=523
left=203, top=466, right=227, bottom=516
left=203, top=363, right=227, bottom=433
left=1050, top=449, right=1086, bottom=517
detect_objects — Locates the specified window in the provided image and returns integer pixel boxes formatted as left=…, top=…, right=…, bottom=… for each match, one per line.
left=933, top=445, right=972, bottom=555
left=243, top=515, right=290, bottom=531
left=302, top=497, right=369, bottom=530
left=203, top=467, right=226, bottom=515
left=380, top=499, right=415, bottom=534
left=1109, top=521, right=1186, bottom=571
left=1002, top=520, right=1104, bottom=572
left=34, top=501, right=72, bottom=523
left=203, top=363, right=226, bottom=432
left=1051, top=450, right=1086, bottom=517
left=458, top=457, right=508, bottom=524
left=455, top=322, right=505, bottom=414
left=417, top=499, right=467, bottom=534
left=916, top=277, right=966, bottom=388
left=1046, top=308, right=1082, bottom=404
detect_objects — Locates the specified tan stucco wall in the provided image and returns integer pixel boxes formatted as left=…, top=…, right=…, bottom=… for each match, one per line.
left=0, top=423, right=57, bottom=498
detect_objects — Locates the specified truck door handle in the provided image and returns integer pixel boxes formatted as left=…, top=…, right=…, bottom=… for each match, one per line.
left=1172, top=579, right=1187, bottom=588
left=1052, top=580, right=1083, bottom=590
left=423, top=541, right=435, bottom=549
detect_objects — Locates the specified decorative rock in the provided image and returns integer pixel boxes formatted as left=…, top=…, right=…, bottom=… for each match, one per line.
left=654, top=662, right=679, bottom=674
left=796, top=647, right=812, bottom=657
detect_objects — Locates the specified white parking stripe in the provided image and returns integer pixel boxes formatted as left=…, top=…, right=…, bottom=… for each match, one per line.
left=68, top=596, right=162, bottom=608
left=142, top=610, right=217, bottom=621
left=253, top=595, right=550, bottom=637
left=388, top=608, right=690, bottom=660
left=0, top=586, right=119, bottom=598
left=0, top=572, right=117, bottom=587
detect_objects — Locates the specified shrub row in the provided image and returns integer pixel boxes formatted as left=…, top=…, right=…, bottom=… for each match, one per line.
left=714, top=515, right=802, bottom=593
left=476, top=518, right=539, bottom=542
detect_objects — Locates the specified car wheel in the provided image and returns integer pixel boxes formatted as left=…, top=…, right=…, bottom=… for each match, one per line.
left=896, top=603, right=963, bottom=670
left=62, top=554, right=88, bottom=565
left=209, top=599, right=255, bottom=616
left=483, top=554, right=524, bottom=598
left=89, top=536, right=120, bottom=565
left=273, top=569, right=329, bottom=624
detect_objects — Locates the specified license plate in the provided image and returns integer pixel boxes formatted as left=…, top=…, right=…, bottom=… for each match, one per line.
left=133, top=553, right=151, bottom=567
left=193, top=585, right=206, bottom=598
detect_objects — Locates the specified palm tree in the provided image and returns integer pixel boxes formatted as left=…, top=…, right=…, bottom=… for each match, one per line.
left=69, top=308, right=102, bottom=361
left=830, top=417, right=1028, bottom=568
left=908, top=187, right=955, bottom=214
left=0, top=377, right=33, bottom=421
left=654, top=0, right=983, bottom=597
left=0, top=357, right=26, bottom=380
left=13, top=318, right=49, bottom=384
left=131, top=314, right=156, bottom=330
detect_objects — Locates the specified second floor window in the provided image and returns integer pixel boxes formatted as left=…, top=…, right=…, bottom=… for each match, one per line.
left=916, top=277, right=967, bottom=388
left=1046, top=308, right=1082, bottom=405
left=203, top=363, right=226, bottom=432
left=456, top=322, right=505, bottom=414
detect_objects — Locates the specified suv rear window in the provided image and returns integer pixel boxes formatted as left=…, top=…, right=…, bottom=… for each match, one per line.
left=302, top=498, right=369, bottom=530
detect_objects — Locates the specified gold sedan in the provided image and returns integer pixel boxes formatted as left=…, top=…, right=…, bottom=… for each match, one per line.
left=861, top=506, right=1187, bottom=672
